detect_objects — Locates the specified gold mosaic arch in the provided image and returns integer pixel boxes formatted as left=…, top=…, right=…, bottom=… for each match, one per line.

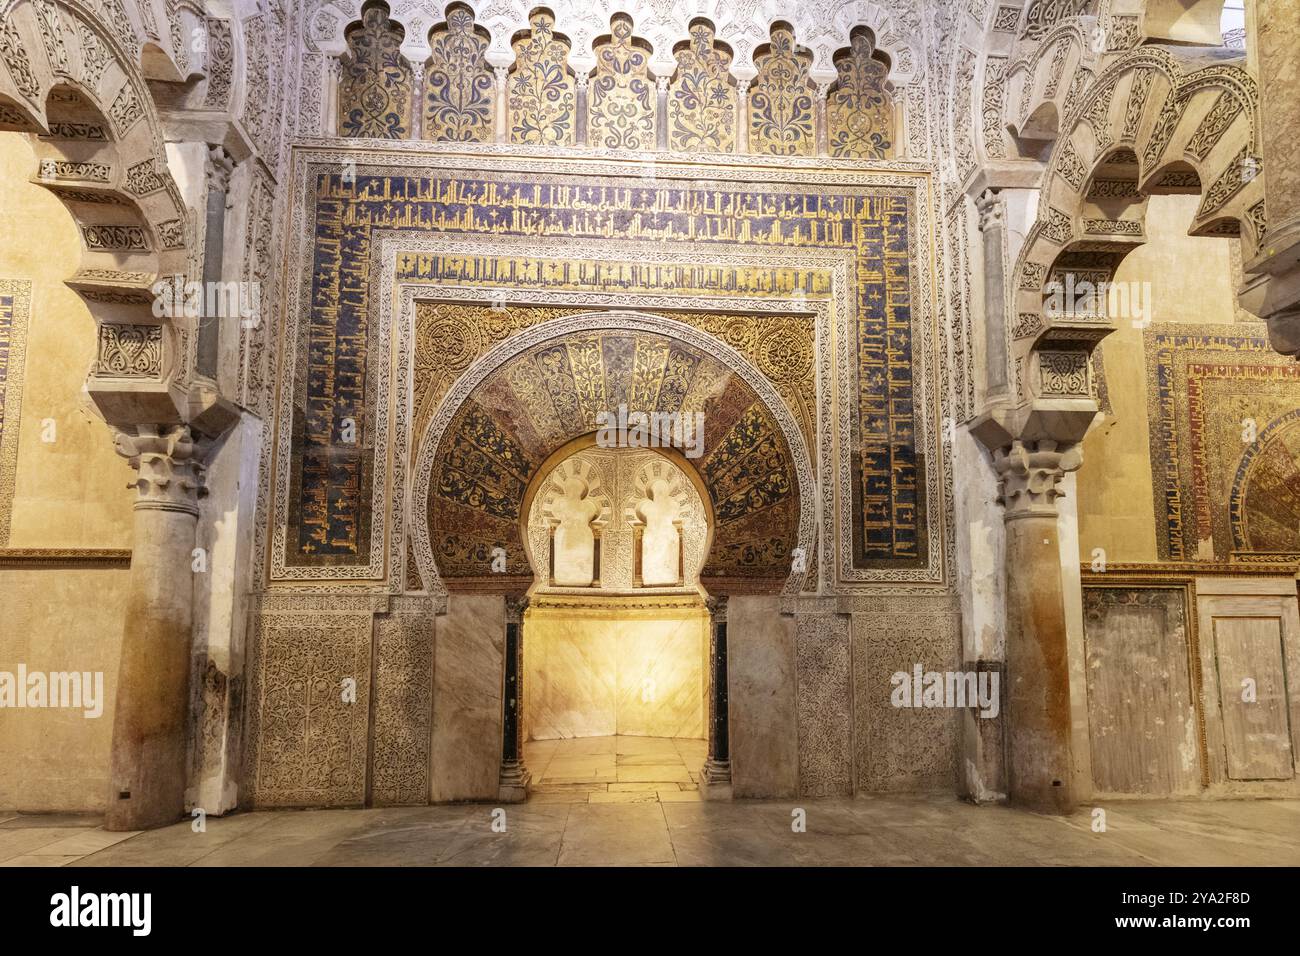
left=410, top=311, right=816, bottom=599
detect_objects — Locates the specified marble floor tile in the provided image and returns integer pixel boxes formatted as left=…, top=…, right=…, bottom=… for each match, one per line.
left=657, top=790, right=702, bottom=803
left=0, top=854, right=81, bottom=867
left=78, top=811, right=279, bottom=867
left=0, top=813, right=102, bottom=829
left=588, top=791, right=661, bottom=804
left=615, top=736, right=684, bottom=755
left=617, top=752, right=691, bottom=766
left=29, top=828, right=139, bottom=856
left=0, top=827, right=95, bottom=862
left=616, top=765, right=693, bottom=783
left=8, top=780, right=1296, bottom=867
left=548, top=736, right=617, bottom=755
left=191, top=810, right=377, bottom=867
left=557, top=804, right=675, bottom=866
left=529, top=791, right=591, bottom=804
left=543, top=772, right=619, bottom=784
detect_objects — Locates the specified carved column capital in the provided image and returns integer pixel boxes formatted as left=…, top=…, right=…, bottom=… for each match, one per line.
left=504, top=593, right=530, bottom=622
left=575, top=71, right=590, bottom=94
left=736, top=78, right=750, bottom=97
left=205, top=145, right=235, bottom=193
left=114, top=425, right=207, bottom=515
left=991, top=439, right=1082, bottom=519
left=976, top=187, right=1005, bottom=232
left=494, top=65, right=509, bottom=91
left=705, top=594, right=728, bottom=621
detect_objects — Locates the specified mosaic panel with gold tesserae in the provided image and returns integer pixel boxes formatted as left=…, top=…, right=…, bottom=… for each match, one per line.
left=279, top=148, right=934, bottom=586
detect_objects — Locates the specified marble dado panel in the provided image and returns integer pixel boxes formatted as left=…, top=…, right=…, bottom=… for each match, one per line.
left=729, top=596, right=960, bottom=798
left=270, top=146, right=945, bottom=594
left=523, top=601, right=710, bottom=740
left=242, top=595, right=961, bottom=807
left=431, top=593, right=505, bottom=802
left=245, top=595, right=437, bottom=808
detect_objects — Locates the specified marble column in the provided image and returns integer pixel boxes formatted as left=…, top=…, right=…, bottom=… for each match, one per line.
left=977, top=188, right=1010, bottom=397
left=736, top=80, right=750, bottom=154
left=106, top=425, right=206, bottom=831
left=990, top=439, right=1081, bottom=814
left=409, top=56, right=425, bottom=140
left=575, top=72, right=590, bottom=146
left=656, top=75, right=669, bottom=150
left=325, top=57, right=342, bottom=137
left=1242, top=0, right=1300, bottom=356
left=498, top=595, right=530, bottom=802
left=494, top=66, right=509, bottom=143
left=815, top=81, right=830, bottom=156
left=700, top=595, right=732, bottom=798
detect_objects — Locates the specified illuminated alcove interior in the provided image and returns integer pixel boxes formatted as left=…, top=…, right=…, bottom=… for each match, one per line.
left=521, top=445, right=711, bottom=742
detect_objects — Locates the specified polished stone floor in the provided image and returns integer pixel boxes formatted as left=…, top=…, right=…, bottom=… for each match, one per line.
left=524, top=735, right=706, bottom=803
left=3, top=789, right=1299, bottom=867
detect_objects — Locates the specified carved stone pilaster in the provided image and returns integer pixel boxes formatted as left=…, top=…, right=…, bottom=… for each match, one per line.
left=114, top=424, right=207, bottom=516
left=197, top=147, right=234, bottom=381
left=976, top=187, right=1010, bottom=397
left=990, top=439, right=1082, bottom=519
left=655, top=74, right=670, bottom=151
left=409, top=57, right=426, bottom=140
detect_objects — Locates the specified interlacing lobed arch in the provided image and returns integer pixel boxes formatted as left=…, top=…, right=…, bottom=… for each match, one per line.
left=0, top=0, right=214, bottom=434
left=1011, top=44, right=1261, bottom=409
